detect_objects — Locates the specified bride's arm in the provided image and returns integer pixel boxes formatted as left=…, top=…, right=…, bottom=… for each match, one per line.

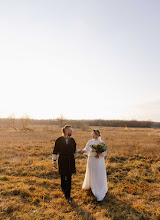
left=75, top=149, right=87, bottom=154
left=101, top=150, right=107, bottom=157
left=100, top=141, right=107, bottom=157
left=75, top=149, right=86, bottom=154
left=80, top=140, right=90, bottom=154
left=81, top=149, right=87, bottom=154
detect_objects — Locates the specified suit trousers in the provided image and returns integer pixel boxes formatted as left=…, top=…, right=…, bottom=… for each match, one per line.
left=61, top=174, right=72, bottom=199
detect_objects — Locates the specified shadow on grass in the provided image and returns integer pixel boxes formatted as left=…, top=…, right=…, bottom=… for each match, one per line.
left=96, top=192, right=151, bottom=220
left=70, top=190, right=151, bottom=220
left=70, top=199, right=96, bottom=220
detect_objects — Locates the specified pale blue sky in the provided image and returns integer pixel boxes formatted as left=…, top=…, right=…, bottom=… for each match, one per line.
left=0, top=0, right=160, bottom=121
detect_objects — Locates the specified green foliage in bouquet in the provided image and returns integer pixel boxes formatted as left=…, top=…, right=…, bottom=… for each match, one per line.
left=90, top=142, right=107, bottom=153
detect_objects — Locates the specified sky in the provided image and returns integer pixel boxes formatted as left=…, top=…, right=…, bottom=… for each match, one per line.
left=0, top=0, right=160, bottom=121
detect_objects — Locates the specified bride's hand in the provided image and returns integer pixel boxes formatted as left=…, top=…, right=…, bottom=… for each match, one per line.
left=96, top=152, right=101, bottom=158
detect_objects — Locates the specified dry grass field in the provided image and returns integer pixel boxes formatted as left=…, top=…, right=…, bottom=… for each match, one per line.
left=0, top=125, right=160, bottom=220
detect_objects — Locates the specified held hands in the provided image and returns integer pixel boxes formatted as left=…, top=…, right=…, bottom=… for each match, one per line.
left=79, top=149, right=84, bottom=155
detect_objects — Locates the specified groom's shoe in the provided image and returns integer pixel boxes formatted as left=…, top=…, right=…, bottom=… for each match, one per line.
left=67, top=197, right=72, bottom=204
left=64, top=194, right=71, bottom=203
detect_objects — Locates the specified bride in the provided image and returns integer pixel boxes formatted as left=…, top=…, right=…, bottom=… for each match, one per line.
left=81, top=129, right=108, bottom=201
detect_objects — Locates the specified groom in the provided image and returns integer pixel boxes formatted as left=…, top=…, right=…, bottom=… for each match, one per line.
left=52, top=125, right=79, bottom=203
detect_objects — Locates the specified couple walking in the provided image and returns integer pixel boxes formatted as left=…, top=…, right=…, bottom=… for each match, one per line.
left=52, top=125, right=108, bottom=203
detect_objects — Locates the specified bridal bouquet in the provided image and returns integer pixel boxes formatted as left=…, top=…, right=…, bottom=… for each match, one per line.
left=90, top=142, right=107, bottom=158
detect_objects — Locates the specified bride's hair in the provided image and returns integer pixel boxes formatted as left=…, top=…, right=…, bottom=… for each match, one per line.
left=93, top=129, right=101, bottom=137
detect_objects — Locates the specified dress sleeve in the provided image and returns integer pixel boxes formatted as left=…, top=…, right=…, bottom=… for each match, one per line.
left=83, top=140, right=90, bottom=152
left=101, top=141, right=107, bottom=157
left=101, top=149, right=107, bottom=157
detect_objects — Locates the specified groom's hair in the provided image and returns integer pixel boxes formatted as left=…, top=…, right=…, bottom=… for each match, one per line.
left=62, top=125, right=72, bottom=135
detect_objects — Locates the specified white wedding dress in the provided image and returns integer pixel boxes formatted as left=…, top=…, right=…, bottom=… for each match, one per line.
left=82, top=139, right=108, bottom=201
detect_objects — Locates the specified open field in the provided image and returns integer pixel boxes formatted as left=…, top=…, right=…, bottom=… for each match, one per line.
left=0, top=125, right=160, bottom=220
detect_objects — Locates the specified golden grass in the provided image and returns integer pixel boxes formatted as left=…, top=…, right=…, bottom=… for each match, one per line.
left=0, top=125, right=160, bottom=219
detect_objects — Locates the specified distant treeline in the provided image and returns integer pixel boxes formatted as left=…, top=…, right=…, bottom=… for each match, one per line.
left=0, top=118, right=160, bottom=129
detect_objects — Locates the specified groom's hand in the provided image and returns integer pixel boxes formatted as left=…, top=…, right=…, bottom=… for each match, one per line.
left=53, top=162, right=58, bottom=169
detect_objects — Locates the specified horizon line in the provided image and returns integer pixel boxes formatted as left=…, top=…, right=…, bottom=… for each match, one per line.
left=0, top=117, right=160, bottom=123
